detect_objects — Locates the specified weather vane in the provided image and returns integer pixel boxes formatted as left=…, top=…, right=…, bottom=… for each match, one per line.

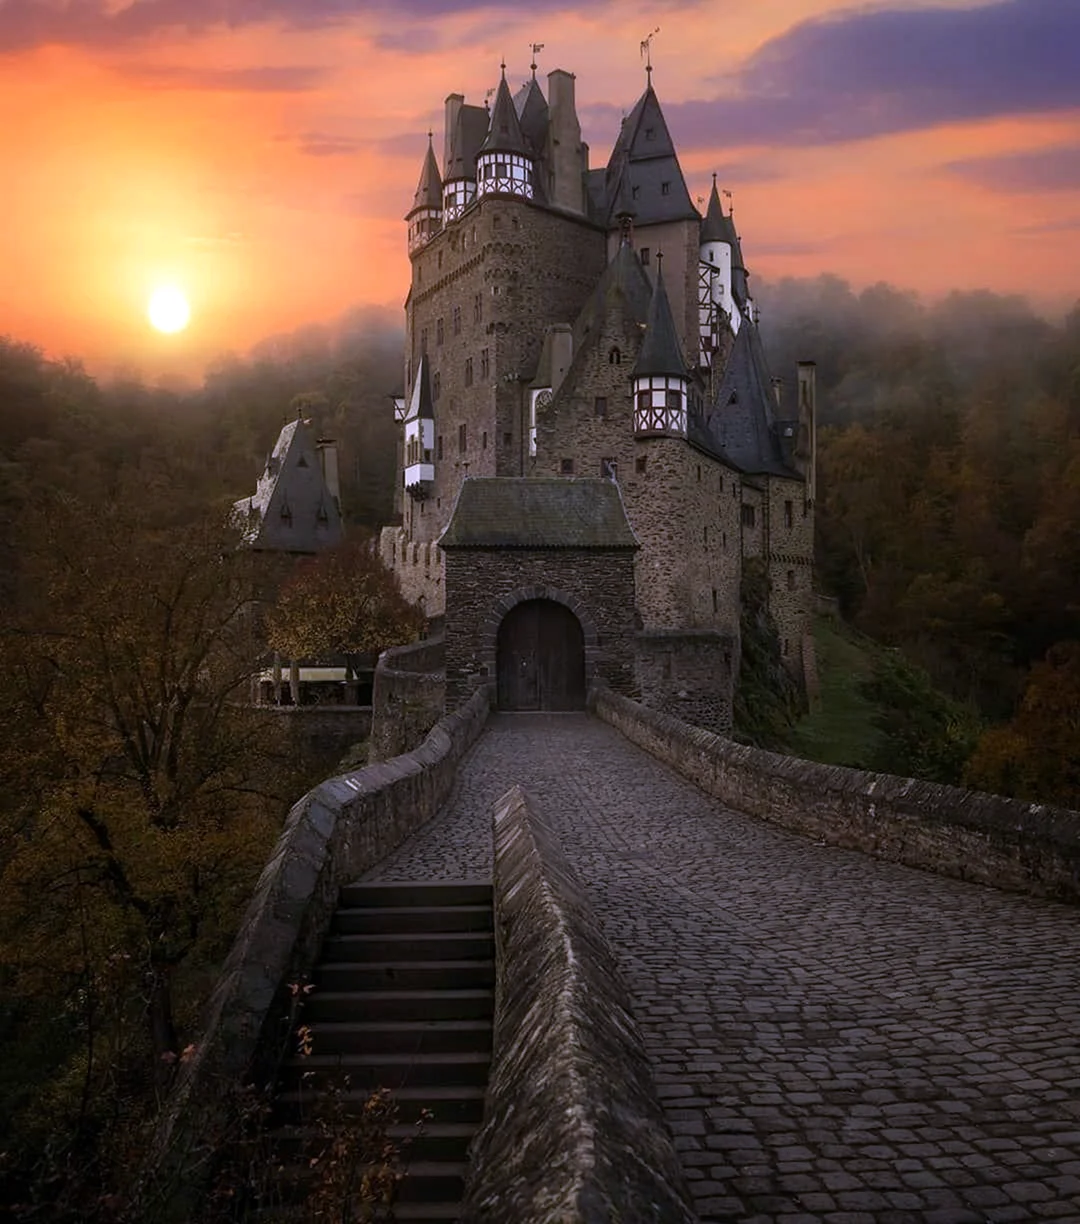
left=640, top=27, right=660, bottom=78
left=530, top=42, right=544, bottom=77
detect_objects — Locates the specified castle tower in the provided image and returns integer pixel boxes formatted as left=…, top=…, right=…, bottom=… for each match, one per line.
left=477, top=67, right=535, bottom=200
left=698, top=177, right=742, bottom=367
left=403, top=354, right=436, bottom=501
left=406, top=135, right=443, bottom=254
left=633, top=255, right=689, bottom=438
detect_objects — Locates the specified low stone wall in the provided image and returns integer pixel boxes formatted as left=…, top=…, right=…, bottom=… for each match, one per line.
left=592, top=686, right=1080, bottom=904
left=258, top=704, right=373, bottom=771
left=636, top=628, right=735, bottom=736
left=461, top=785, right=698, bottom=1224
left=369, top=635, right=447, bottom=762
left=136, top=685, right=491, bottom=1224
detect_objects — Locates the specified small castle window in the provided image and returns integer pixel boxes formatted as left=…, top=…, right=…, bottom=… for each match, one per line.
left=594, top=395, right=608, bottom=419
left=464, top=357, right=473, bottom=387
left=561, top=458, right=574, bottom=475
left=503, top=431, right=513, bottom=446
left=645, top=127, right=656, bottom=141
left=631, top=185, right=640, bottom=200
left=420, top=327, right=428, bottom=355
left=703, top=526, right=708, bottom=545
left=608, top=347, right=622, bottom=365
left=787, top=570, right=796, bottom=590
left=712, top=589, right=718, bottom=613
left=453, top=306, right=461, bottom=335
left=436, top=317, right=444, bottom=346
left=741, top=504, right=755, bottom=527
left=433, top=373, right=441, bottom=400
left=783, top=638, right=790, bottom=656
left=696, top=465, right=702, bottom=483
left=784, top=499, right=794, bottom=528
left=437, top=435, right=444, bottom=461
left=480, top=349, right=490, bottom=379
left=459, top=423, right=467, bottom=453
left=482, top=431, right=488, bottom=450
left=474, top=292, right=482, bottom=323
left=661, top=181, right=671, bottom=196
left=297, top=454, right=308, bottom=468
left=635, top=455, right=647, bottom=474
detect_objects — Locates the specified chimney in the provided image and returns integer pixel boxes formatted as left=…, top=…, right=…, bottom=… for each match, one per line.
left=547, top=69, right=584, bottom=214
left=444, top=93, right=464, bottom=174
left=317, top=437, right=341, bottom=513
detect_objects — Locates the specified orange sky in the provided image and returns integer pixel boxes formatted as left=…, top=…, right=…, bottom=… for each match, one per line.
left=1, top=0, right=1077, bottom=378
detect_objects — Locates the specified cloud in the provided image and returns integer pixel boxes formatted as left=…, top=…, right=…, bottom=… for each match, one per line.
left=945, top=145, right=1080, bottom=193
left=1011, top=217, right=1080, bottom=236
left=115, top=63, right=325, bottom=91
left=666, top=0, right=1080, bottom=150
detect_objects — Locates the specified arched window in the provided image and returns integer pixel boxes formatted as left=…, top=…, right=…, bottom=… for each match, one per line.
left=608, top=347, right=622, bottom=365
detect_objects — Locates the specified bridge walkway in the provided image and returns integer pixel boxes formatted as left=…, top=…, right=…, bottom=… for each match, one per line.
left=366, top=713, right=1080, bottom=1224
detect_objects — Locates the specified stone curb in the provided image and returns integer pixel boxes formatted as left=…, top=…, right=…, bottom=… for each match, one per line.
left=461, top=784, right=699, bottom=1224
left=591, top=685, right=1080, bottom=904
left=133, top=684, right=491, bottom=1224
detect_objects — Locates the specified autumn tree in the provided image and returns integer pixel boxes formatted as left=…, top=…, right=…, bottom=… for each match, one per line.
left=266, top=534, right=424, bottom=678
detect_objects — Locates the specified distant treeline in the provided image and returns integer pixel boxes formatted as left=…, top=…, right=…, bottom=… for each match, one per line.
left=759, top=275, right=1080, bottom=807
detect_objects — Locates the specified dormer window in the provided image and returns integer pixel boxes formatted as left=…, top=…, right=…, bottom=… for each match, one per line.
left=661, top=182, right=671, bottom=196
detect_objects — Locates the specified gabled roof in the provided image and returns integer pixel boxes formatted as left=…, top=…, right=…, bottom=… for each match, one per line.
left=572, top=239, right=653, bottom=350
left=440, top=478, right=639, bottom=550
left=513, top=75, right=550, bottom=156
left=232, top=418, right=343, bottom=553
left=693, top=323, right=798, bottom=478
left=445, top=103, right=490, bottom=182
left=480, top=72, right=530, bottom=158
left=408, top=136, right=442, bottom=216
left=405, top=353, right=435, bottom=423
left=632, top=259, right=689, bottom=380
left=603, top=84, right=699, bottom=226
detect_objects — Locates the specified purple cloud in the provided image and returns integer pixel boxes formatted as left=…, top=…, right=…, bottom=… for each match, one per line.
left=945, top=145, right=1080, bottom=193
left=666, top=0, right=1080, bottom=150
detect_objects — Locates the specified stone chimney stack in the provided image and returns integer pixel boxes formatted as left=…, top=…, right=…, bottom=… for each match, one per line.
left=317, top=437, right=341, bottom=513
left=547, top=69, right=585, bottom=214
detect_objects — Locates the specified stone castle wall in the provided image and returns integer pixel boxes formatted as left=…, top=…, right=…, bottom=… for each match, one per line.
left=636, top=629, right=735, bottom=736
left=369, top=635, right=447, bottom=761
left=765, top=474, right=815, bottom=671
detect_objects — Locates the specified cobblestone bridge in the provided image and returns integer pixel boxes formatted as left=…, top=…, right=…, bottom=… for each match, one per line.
left=367, top=713, right=1080, bottom=1224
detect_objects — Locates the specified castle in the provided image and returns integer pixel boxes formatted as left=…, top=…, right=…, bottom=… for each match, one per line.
left=378, top=60, right=816, bottom=732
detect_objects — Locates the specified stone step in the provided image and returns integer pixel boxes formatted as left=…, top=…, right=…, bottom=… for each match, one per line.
left=333, top=904, right=493, bottom=935
left=302, top=988, right=494, bottom=1023
left=280, top=1050, right=490, bottom=1091
left=315, top=958, right=495, bottom=992
left=320, top=930, right=495, bottom=963
left=340, top=880, right=492, bottom=908
left=275, top=1084, right=486, bottom=1126
left=306, top=1017, right=493, bottom=1056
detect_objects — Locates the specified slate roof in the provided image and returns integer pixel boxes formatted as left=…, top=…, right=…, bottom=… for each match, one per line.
left=440, top=478, right=639, bottom=549
left=701, top=180, right=737, bottom=246
left=480, top=73, right=530, bottom=157
left=632, top=260, right=689, bottom=380
left=602, top=84, right=699, bottom=226
left=405, top=353, right=435, bottom=423
left=692, top=323, right=799, bottom=478
left=408, top=137, right=442, bottom=215
left=445, top=103, right=490, bottom=182
left=232, top=418, right=343, bottom=553
left=572, top=240, right=653, bottom=349
left=513, top=75, right=550, bottom=157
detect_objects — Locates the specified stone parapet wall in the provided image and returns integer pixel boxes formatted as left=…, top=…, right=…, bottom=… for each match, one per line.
left=135, top=686, right=491, bottom=1224
left=257, top=705, right=373, bottom=772
left=636, top=629, right=735, bottom=736
left=379, top=525, right=446, bottom=618
left=369, top=636, right=447, bottom=762
left=592, top=686, right=1080, bottom=904
left=461, top=785, right=698, bottom=1224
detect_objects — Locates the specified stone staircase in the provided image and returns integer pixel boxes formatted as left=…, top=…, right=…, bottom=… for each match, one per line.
left=270, top=880, right=494, bottom=1222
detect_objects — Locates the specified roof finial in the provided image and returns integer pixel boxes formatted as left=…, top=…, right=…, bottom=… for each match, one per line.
left=530, top=42, right=544, bottom=78
left=500, top=59, right=507, bottom=78
left=640, top=27, right=660, bottom=82
left=655, top=248, right=664, bottom=274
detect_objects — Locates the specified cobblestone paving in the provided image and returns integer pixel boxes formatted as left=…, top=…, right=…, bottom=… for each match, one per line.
left=365, top=714, right=1080, bottom=1223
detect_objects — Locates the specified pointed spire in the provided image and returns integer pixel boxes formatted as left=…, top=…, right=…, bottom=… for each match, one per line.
left=633, top=253, right=688, bottom=380
left=701, top=176, right=735, bottom=245
left=405, top=353, right=435, bottom=422
left=409, top=133, right=443, bottom=215
left=480, top=69, right=530, bottom=157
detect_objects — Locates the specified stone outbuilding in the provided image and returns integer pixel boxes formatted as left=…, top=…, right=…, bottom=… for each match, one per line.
left=440, top=478, right=638, bottom=710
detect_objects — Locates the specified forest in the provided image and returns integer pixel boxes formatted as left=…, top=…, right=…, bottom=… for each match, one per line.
left=1, top=276, right=1078, bottom=1217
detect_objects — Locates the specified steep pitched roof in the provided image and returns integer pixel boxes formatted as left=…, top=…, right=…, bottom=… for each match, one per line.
left=440, top=478, right=639, bottom=549
left=405, top=353, right=435, bottom=423
left=232, top=418, right=343, bottom=553
left=513, top=75, right=550, bottom=156
left=632, top=260, right=689, bottom=380
left=480, top=72, right=530, bottom=157
left=408, top=136, right=442, bottom=216
left=701, top=179, right=737, bottom=246
left=445, top=103, right=490, bottom=182
left=572, top=239, right=653, bottom=349
left=693, top=323, right=798, bottom=478
left=603, top=84, right=698, bottom=226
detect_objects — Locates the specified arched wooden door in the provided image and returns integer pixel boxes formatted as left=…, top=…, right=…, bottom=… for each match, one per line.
left=496, top=599, right=586, bottom=711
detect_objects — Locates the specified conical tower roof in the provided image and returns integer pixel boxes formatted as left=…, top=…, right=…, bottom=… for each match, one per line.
left=445, top=103, right=489, bottom=182
left=514, top=74, right=549, bottom=155
left=701, top=178, right=738, bottom=246
left=604, top=82, right=697, bottom=225
left=405, top=353, right=435, bottom=423
left=480, top=69, right=530, bottom=157
left=632, top=257, right=689, bottom=380
left=409, top=136, right=442, bottom=215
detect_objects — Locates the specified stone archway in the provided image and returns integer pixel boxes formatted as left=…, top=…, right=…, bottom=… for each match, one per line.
left=496, top=598, right=586, bottom=711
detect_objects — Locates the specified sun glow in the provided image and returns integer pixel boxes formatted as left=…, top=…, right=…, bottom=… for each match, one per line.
left=147, top=285, right=191, bottom=334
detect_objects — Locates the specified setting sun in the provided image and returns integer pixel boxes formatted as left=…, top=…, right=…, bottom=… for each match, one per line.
left=147, top=285, right=191, bottom=334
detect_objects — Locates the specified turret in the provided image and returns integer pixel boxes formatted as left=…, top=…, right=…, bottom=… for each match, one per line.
left=406, top=134, right=443, bottom=255
left=633, top=254, right=689, bottom=438
left=476, top=67, right=535, bottom=200
left=699, top=177, right=743, bottom=352
left=403, top=355, right=436, bottom=500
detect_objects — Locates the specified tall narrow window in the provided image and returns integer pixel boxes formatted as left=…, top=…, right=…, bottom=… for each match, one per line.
left=473, top=292, right=482, bottom=324
left=480, top=348, right=490, bottom=379
left=432, top=372, right=441, bottom=401
left=459, top=423, right=467, bottom=454
left=453, top=306, right=461, bottom=336
left=561, top=458, right=574, bottom=475
left=594, top=395, right=608, bottom=419
left=640, top=248, right=650, bottom=267
left=437, top=435, right=444, bottom=461
left=436, top=317, right=444, bottom=346
left=464, top=357, right=473, bottom=387
left=608, top=347, right=622, bottom=365
left=784, top=499, right=794, bottom=528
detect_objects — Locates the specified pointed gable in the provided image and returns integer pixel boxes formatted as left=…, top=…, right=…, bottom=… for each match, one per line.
left=405, top=353, right=435, bottom=423
left=233, top=418, right=343, bottom=553
left=632, top=260, right=689, bottom=380
left=409, top=137, right=442, bottom=216
left=604, top=84, right=698, bottom=226
left=514, top=76, right=550, bottom=157
left=480, top=73, right=530, bottom=157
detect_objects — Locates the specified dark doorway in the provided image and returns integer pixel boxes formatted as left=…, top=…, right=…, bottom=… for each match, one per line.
left=496, top=599, right=586, bottom=711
